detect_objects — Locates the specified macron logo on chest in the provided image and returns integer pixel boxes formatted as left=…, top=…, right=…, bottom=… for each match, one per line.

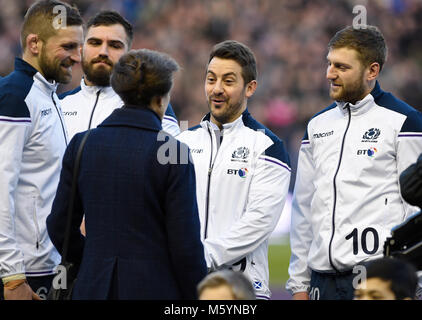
left=40, top=108, right=52, bottom=117
left=63, top=111, right=78, bottom=116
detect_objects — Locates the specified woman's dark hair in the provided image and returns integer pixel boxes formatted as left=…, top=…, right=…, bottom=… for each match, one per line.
left=111, top=49, right=179, bottom=107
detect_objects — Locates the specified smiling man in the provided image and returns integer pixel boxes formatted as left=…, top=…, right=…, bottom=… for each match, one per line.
left=177, top=40, right=291, bottom=300
left=60, top=11, right=180, bottom=141
left=0, top=0, right=83, bottom=300
left=287, top=25, right=422, bottom=300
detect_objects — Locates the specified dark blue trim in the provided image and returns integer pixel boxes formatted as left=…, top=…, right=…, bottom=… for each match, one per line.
left=372, top=82, right=422, bottom=133
left=164, top=103, right=177, bottom=119
left=311, top=102, right=337, bottom=121
left=0, top=58, right=35, bottom=118
left=301, top=102, right=337, bottom=141
left=188, top=124, right=201, bottom=131
left=302, top=128, right=309, bottom=141
left=58, top=85, right=82, bottom=99
left=242, top=110, right=290, bottom=166
left=14, top=58, right=38, bottom=77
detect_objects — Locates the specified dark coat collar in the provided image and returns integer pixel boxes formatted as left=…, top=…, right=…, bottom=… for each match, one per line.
left=99, top=106, right=162, bottom=132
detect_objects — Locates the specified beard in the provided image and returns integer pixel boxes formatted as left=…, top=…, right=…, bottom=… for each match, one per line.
left=82, top=56, right=114, bottom=87
left=330, top=71, right=367, bottom=104
left=208, top=92, right=246, bottom=125
left=39, top=47, right=72, bottom=84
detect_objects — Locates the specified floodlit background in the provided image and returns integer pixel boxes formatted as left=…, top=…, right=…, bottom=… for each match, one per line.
left=1, top=0, right=421, bottom=299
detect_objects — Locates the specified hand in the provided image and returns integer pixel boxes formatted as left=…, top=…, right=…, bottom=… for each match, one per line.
left=4, top=280, right=42, bottom=300
left=292, top=292, right=310, bottom=300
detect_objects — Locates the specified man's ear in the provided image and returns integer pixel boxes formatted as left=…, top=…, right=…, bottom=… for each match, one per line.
left=25, top=34, right=42, bottom=56
left=245, top=80, right=257, bottom=98
left=366, top=62, right=380, bottom=81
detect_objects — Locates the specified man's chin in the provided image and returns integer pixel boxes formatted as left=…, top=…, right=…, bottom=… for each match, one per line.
left=329, top=90, right=343, bottom=101
left=58, top=74, right=72, bottom=84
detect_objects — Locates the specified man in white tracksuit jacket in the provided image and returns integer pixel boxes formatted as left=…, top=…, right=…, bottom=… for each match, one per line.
left=287, top=25, right=422, bottom=300
left=178, top=40, right=291, bottom=299
left=60, top=11, right=180, bottom=142
left=0, top=1, right=84, bottom=300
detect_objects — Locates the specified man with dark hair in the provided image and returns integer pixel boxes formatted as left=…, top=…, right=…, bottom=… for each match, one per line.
left=354, top=258, right=418, bottom=300
left=0, top=0, right=83, bottom=300
left=287, top=25, right=422, bottom=300
left=60, top=10, right=180, bottom=143
left=177, top=40, right=291, bottom=300
left=198, top=270, right=256, bottom=300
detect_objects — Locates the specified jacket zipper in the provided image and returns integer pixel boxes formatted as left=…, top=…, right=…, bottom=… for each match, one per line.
left=32, top=197, right=41, bottom=250
left=51, top=92, right=68, bottom=146
left=204, top=126, right=222, bottom=239
left=328, top=104, right=351, bottom=272
left=88, top=90, right=101, bottom=129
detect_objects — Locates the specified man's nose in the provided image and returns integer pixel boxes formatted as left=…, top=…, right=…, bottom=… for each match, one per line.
left=98, top=43, right=109, bottom=56
left=70, top=47, right=82, bottom=63
left=326, top=65, right=337, bottom=80
left=212, top=80, right=224, bottom=95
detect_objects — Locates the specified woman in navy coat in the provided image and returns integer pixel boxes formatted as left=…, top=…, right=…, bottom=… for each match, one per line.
left=47, top=49, right=207, bottom=299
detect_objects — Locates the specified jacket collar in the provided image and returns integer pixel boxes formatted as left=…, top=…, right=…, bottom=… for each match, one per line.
left=15, top=57, right=58, bottom=94
left=336, top=81, right=382, bottom=116
left=80, top=77, right=117, bottom=98
left=98, top=105, right=162, bottom=131
left=200, top=108, right=249, bottom=134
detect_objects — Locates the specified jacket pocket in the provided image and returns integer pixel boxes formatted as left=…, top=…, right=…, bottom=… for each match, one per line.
left=383, top=195, right=407, bottom=228
left=31, top=195, right=41, bottom=250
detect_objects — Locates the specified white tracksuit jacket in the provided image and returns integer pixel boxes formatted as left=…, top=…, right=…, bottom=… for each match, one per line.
left=286, top=81, right=422, bottom=295
left=0, top=58, right=64, bottom=278
left=177, top=109, right=291, bottom=299
left=59, top=79, right=180, bottom=140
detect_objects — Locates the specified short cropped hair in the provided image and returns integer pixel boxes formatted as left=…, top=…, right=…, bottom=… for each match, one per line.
left=328, top=25, right=387, bottom=71
left=21, top=0, right=83, bottom=50
left=364, top=257, right=418, bottom=299
left=208, top=40, right=257, bottom=85
left=111, top=49, right=179, bottom=107
left=197, top=270, right=256, bottom=300
left=86, top=10, right=133, bottom=48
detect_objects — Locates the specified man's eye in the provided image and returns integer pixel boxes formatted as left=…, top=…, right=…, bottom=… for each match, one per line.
left=110, top=43, right=123, bottom=49
left=63, top=44, right=76, bottom=50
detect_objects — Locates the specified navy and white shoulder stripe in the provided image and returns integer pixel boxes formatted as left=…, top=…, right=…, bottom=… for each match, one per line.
left=372, top=82, right=422, bottom=138
left=242, top=110, right=291, bottom=172
left=58, top=86, right=81, bottom=99
left=301, top=102, right=337, bottom=146
left=0, top=59, right=36, bottom=124
left=163, top=103, right=179, bottom=125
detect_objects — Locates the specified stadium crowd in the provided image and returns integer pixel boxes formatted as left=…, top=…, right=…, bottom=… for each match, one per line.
left=0, top=0, right=421, bottom=188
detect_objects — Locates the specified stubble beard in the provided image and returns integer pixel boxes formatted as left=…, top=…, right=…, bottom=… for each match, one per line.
left=330, top=72, right=367, bottom=104
left=39, top=47, right=72, bottom=84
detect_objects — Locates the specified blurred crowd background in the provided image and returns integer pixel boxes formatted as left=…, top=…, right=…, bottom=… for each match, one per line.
left=0, top=0, right=421, bottom=190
